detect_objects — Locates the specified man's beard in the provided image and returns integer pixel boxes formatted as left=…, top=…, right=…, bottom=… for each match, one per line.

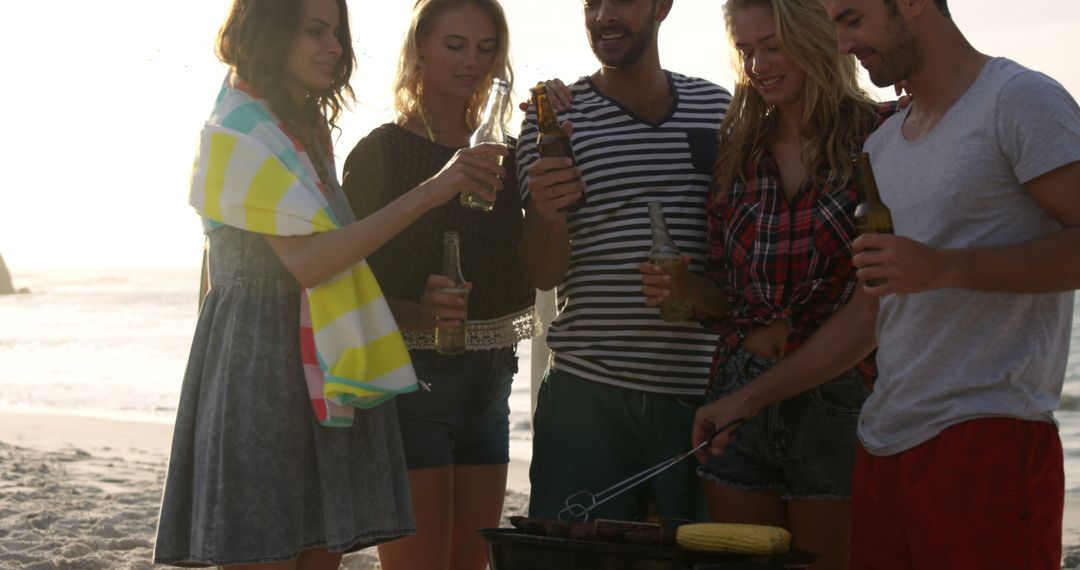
left=867, top=14, right=922, bottom=87
left=589, top=21, right=655, bottom=69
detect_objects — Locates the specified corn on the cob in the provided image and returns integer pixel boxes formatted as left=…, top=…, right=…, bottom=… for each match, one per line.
left=675, top=523, right=791, bottom=554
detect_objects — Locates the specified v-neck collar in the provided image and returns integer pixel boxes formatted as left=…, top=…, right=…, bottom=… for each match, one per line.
left=584, top=71, right=679, bottom=128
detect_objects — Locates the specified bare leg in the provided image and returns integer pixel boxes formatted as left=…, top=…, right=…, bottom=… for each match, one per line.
left=449, top=463, right=508, bottom=570
left=378, top=466, right=454, bottom=570
left=295, top=548, right=344, bottom=570
left=788, top=500, right=851, bottom=570
left=702, top=480, right=787, bottom=527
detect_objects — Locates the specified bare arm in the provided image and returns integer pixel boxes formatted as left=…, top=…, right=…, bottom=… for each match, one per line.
left=264, top=143, right=506, bottom=289
left=692, top=287, right=879, bottom=459
left=640, top=255, right=731, bottom=319
left=855, top=160, right=1080, bottom=295
left=517, top=130, right=584, bottom=290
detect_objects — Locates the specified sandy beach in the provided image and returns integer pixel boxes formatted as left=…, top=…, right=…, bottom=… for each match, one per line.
left=1, top=409, right=1078, bottom=569
left=0, top=411, right=529, bottom=570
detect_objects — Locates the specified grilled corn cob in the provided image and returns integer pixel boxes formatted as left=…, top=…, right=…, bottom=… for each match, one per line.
left=676, top=523, right=791, bottom=554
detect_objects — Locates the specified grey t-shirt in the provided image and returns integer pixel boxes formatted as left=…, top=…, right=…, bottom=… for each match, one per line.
left=860, top=58, right=1080, bottom=456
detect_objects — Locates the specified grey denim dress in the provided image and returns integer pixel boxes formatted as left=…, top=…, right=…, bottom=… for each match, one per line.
left=154, top=182, right=415, bottom=567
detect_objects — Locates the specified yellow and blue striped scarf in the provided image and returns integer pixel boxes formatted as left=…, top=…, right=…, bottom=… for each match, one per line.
left=188, top=76, right=417, bottom=426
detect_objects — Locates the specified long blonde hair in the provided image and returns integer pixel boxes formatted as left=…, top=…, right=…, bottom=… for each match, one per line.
left=393, top=0, right=514, bottom=132
left=718, top=0, right=878, bottom=193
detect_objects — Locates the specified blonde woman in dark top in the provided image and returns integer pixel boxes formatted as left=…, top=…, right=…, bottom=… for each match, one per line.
left=341, top=1, right=538, bottom=569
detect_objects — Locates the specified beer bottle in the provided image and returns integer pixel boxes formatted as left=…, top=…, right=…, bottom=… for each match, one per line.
left=461, top=78, right=510, bottom=211
left=434, top=231, right=468, bottom=355
left=852, top=152, right=894, bottom=287
left=648, top=202, right=693, bottom=322
left=531, top=82, right=585, bottom=212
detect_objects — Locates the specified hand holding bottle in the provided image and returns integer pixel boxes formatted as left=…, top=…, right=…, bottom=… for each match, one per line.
left=423, top=143, right=506, bottom=205
left=461, top=77, right=512, bottom=211
left=419, top=274, right=472, bottom=332
left=853, top=233, right=952, bottom=296
left=518, top=78, right=574, bottom=112
left=639, top=253, right=693, bottom=308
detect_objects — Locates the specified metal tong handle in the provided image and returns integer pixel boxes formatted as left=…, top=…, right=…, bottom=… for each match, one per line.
left=558, top=417, right=747, bottom=522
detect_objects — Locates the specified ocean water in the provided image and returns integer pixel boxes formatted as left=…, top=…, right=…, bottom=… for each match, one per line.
left=2, top=268, right=1079, bottom=491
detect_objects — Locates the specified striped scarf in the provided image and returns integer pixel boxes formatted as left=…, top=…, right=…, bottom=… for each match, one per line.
left=189, top=75, right=418, bottom=426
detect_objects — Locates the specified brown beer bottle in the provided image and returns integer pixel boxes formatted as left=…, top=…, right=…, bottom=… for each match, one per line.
left=852, top=152, right=894, bottom=287
left=434, top=231, right=468, bottom=355
left=648, top=202, right=693, bottom=322
left=531, top=82, right=585, bottom=212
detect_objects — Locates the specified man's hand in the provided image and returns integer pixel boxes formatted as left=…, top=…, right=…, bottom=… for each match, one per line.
left=525, top=121, right=584, bottom=223
left=852, top=233, right=955, bottom=295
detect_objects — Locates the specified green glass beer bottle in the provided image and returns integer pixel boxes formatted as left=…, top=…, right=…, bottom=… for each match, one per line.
left=434, top=231, right=468, bottom=355
left=852, top=152, right=894, bottom=287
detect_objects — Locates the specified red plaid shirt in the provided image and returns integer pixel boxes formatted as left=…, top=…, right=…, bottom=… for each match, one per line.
left=704, top=103, right=895, bottom=383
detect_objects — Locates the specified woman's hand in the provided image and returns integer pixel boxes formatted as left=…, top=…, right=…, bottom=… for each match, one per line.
left=639, top=253, right=691, bottom=307
left=418, top=274, right=471, bottom=332
left=518, top=78, right=575, bottom=112
left=692, top=389, right=759, bottom=464
left=422, top=142, right=507, bottom=205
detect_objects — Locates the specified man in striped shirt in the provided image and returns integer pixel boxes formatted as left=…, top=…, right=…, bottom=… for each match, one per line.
left=516, top=0, right=731, bottom=522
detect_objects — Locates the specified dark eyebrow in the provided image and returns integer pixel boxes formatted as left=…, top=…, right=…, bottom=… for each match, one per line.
left=833, top=8, right=857, bottom=23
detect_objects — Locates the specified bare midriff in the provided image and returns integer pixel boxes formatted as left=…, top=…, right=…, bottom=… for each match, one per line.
left=739, top=319, right=790, bottom=359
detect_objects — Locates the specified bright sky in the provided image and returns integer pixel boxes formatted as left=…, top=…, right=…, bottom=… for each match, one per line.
left=0, top=0, right=1076, bottom=269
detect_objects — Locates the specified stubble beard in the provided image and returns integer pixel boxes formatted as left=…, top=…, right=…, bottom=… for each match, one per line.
left=589, top=20, right=656, bottom=69
left=867, top=14, right=923, bottom=88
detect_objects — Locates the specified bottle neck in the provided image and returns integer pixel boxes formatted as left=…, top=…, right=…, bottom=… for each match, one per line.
left=479, top=87, right=509, bottom=130
left=854, top=155, right=884, bottom=204
left=442, top=233, right=464, bottom=284
left=648, top=203, right=679, bottom=257
left=534, top=88, right=561, bottom=134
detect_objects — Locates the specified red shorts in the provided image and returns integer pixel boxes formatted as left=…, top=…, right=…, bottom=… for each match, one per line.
left=851, top=418, right=1063, bottom=570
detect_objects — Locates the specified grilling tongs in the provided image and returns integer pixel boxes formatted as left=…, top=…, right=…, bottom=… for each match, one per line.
left=557, top=417, right=748, bottom=522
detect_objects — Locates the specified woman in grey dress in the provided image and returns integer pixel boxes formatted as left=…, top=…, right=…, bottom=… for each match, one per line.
left=152, top=0, right=507, bottom=568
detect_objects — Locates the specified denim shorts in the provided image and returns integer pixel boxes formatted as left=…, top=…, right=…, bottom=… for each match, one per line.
left=698, top=347, right=870, bottom=501
left=394, top=346, right=517, bottom=469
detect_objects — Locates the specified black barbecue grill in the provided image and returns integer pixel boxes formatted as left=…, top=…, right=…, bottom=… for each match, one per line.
left=480, top=528, right=816, bottom=570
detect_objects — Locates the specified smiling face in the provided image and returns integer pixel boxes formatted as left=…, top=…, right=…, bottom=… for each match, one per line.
left=418, top=3, right=498, bottom=103
left=826, top=0, right=922, bottom=87
left=583, top=0, right=661, bottom=69
left=731, top=3, right=808, bottom=113
left=284, top=0, right=344, bottom=104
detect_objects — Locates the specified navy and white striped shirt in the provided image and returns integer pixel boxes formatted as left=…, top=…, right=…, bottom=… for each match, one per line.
left=517, top=72, right=731, bottom=395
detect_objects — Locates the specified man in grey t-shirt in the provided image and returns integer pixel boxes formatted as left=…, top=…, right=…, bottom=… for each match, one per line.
left=692, top=0, right=1080, bottom=567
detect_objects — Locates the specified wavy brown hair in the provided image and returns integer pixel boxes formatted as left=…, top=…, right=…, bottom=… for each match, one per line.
left=216, top=0, right=356, bottom=186
left=394, top=0, right=514, bottom=132
left=718, top=0, right=878, bottom=194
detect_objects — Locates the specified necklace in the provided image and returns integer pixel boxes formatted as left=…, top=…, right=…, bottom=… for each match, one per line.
left=419, top=110, right=436, bottom=143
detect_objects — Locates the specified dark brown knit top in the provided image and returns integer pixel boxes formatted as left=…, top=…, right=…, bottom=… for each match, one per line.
left=342, top=123, right=536, bottom=336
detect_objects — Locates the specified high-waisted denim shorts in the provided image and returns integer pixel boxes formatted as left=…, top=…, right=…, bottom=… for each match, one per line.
left=395, top=346, right=517, bottom=469
left=698, top=346, right=870, bottom=501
